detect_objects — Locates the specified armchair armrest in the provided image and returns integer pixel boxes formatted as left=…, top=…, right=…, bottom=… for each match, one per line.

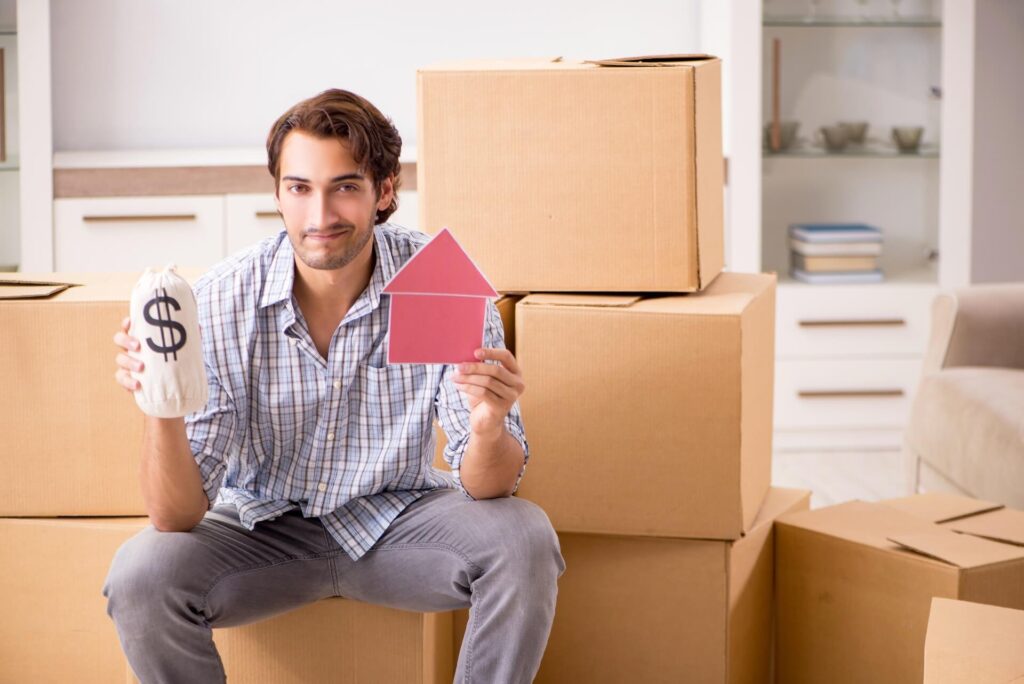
left=923, top=283, right=1024, bottom=374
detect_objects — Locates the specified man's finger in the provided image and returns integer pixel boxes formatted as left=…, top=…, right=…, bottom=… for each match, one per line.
left=454, top=374, right=517, bottom=401
left=455, top=381, right=508, bottom=405
left=456, top=361, right=519, bottom=389
left=474, top=347, right=521, bottom=375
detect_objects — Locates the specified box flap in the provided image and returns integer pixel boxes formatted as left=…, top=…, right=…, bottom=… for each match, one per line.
left=882, top=492, right=1004, bottom=524
left=924, top=598, right=1024, bottom=683
left=519, top=293, right=641, bottom=308
left=945, top=507, right=1024, bottom=547
left=887, top=530, right=1024, bottom=569
left=776, top=500, right=939, bottom=550
left=585, top=54, right=715, bottom=67
left=0, top=281, right=77, bottom=300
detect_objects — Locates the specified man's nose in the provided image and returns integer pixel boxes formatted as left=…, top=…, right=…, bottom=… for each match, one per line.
left=309, top=192, right=338, bottom=230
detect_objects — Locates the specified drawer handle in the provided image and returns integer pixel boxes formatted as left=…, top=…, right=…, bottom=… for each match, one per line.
left=83, top=214, right=197, bottom=223
left=798, top=318, right=906, bottom=328
left=798, top=389, right=905, bottom=398
left=255, top=211, right=280, bottom=219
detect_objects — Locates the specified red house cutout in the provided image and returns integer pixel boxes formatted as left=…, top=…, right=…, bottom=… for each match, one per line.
left=382, top=228, right=498, bottom=364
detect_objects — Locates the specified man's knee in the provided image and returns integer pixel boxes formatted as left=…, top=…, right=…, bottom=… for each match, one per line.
left=102, top=526, right=202, bottom=620
left=494, top=498, right=566, bottom=581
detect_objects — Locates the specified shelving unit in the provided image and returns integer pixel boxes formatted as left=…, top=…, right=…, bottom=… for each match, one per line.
left=713, top=0, right=973, bottom=451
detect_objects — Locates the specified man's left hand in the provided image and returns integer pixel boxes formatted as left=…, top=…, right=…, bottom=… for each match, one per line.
left=452, top=348, right=525, bottom=437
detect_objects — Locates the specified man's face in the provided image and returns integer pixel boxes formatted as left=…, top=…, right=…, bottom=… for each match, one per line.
left=274, top=130, right=393, bottom=271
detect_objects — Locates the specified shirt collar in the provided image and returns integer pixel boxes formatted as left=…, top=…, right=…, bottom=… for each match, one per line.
left=258, top=225, right=399, bottom=313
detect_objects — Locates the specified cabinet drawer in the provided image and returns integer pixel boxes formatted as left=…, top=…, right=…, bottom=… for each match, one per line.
left=224, top=190, right=420, bottom=256
left=54, top=196, right=224, bottom=271
left=776, top=285, right=937, bottom=358
left=225, top=193, right=284, bottom=255
left=775, top=358, right=923, bottom=431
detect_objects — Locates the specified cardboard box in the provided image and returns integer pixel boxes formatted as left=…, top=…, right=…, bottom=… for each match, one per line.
left=0, top=273, right=151, bottom=515
left=923, top=598, right=1024, bottom=683
left=513, top=272, right=776, bottom=539
left=1, top=274, right=514, bottom=512
left=0, top=517, right=454, bottom=683
left=776, top=493, right=1024, bottom=684
left=417, top=55, right=724, bottom=293
left=534, top=487, right=810, bottom=683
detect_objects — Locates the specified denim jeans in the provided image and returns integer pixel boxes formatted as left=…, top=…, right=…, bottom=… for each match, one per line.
left=103, top=488, right=566, bottom=683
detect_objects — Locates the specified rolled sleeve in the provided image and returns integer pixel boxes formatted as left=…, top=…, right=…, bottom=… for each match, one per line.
left=184, top=366, right=238, bottom=508
left=434, top=299, right=530, bottom=500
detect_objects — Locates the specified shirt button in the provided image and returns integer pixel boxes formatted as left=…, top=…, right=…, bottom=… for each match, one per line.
left=327, top=432, right=335, bottom=441
left=333, top=380, right=341, bottom=389
left=317, top=483, right=327, bottom=493
left=289, top=338, right=297, bottom=346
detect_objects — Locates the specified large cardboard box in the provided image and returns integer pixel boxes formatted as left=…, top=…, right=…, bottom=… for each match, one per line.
left=0, top=517, right=454, bottom=683
left=533, top=487, right=809, bottom=683
left=0, top=273, right=149, bottom=515
left=418, top=55, right=724, bottom=293
left=513, top=272, right=776, bottom=540
left=1, top=273, right=514, bottom=513
left=776, top=493, right=1024, bottom=684
left=923, top=598, right=1024, bottom=683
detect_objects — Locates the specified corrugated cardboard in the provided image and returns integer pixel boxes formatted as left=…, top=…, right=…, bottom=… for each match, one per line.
left=417, top=55, right=724, bottom=293
left=534, top=487, right=810, bottom=683
left=923, top=598, right=1024, bottom=683
left=513, top=272, right=776, bottom=539
left=776, top=494, right=1024, bottom=683
left=0, top=272, right=157, bottom=515
left=2, top=272, right=513, bottom=513
left=0, top=517, right=453, bottom=683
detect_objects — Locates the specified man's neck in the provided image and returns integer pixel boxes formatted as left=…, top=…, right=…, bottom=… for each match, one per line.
left=292, top=243, right=376, bottom=321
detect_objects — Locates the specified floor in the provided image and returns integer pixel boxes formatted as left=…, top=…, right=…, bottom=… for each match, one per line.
left=771, top=449, right=907, bottom=509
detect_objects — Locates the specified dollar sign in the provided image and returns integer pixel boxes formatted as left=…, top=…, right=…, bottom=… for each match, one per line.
left=143, top=287, right=188, bottom=362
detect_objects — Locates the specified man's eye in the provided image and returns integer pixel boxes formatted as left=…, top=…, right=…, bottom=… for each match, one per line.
left=289, top=185, right=307, bottom=193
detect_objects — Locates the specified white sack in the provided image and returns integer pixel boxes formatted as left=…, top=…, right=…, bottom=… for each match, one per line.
left=129, top=265, right=208, bottom=418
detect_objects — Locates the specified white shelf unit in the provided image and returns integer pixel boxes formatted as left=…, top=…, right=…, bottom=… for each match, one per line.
left=718, top=0, right=974, bottom=451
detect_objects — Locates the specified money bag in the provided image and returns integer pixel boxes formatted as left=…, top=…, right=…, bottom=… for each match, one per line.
left=128, top=265, right=209, bottom=418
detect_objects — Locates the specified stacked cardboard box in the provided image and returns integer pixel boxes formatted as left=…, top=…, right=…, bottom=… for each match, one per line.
left=776, top=492, right=1024, bottom=683
left=419, top=55, right=802, bottom=681
left=0, top=273, right=456, bottom=683
left=923, top=598, right=1024, bottom=683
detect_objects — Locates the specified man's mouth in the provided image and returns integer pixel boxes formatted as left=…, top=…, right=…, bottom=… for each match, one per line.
left=305, top=229, right=351, bottom=242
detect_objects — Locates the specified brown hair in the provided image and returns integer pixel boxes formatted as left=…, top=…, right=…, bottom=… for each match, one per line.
left=266, top=89, right=403, bottom=224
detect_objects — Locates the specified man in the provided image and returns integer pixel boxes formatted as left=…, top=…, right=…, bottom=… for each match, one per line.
left=106, top=88, right=565, bottom=683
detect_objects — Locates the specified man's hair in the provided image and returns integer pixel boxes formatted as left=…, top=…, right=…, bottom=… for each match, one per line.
left=266, top=89, right=402, bottom=224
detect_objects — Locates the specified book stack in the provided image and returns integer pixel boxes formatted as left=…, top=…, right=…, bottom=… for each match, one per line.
left=789, top=223, right=884, bottom=284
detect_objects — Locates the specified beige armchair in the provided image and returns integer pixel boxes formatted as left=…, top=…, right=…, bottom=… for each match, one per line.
left=904, top=283, right=1024, bottom=507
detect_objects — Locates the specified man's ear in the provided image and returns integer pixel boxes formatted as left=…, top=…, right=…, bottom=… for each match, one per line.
left=376, top=176, right=395, bottom=211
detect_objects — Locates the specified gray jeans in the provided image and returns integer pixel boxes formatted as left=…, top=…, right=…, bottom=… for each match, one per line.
left=102, top=488, right=566, bottom=683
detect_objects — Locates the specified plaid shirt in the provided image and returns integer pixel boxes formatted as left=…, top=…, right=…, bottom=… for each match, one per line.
left=185, top=224, right=529, bottom=560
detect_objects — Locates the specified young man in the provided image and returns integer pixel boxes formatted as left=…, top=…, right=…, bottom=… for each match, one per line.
left=106, top=89, right=565, bottom=683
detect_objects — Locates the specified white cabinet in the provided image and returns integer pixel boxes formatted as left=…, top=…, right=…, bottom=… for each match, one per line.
left=53, top=195, right=224, bottom=271
left=53, top=190, right=421, bottom=272
left=716, top=0, right=972, bottom=450
left=224, top=193, right=283, bottom=256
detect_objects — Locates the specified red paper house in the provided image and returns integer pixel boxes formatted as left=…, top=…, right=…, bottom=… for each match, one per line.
left=382, top=228, right=498, bottom=364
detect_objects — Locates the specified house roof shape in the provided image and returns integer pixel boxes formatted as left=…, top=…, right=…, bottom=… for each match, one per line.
left=383, top=228, right=498, bottom=297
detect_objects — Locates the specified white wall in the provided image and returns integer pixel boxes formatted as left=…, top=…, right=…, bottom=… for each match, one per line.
left=50, top=0, right=701, bottom=152
left=970, top=0, right=1024, bottom=283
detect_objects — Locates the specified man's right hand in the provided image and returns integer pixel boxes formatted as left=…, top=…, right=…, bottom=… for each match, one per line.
left=113, top=316, right=144, bottom=393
